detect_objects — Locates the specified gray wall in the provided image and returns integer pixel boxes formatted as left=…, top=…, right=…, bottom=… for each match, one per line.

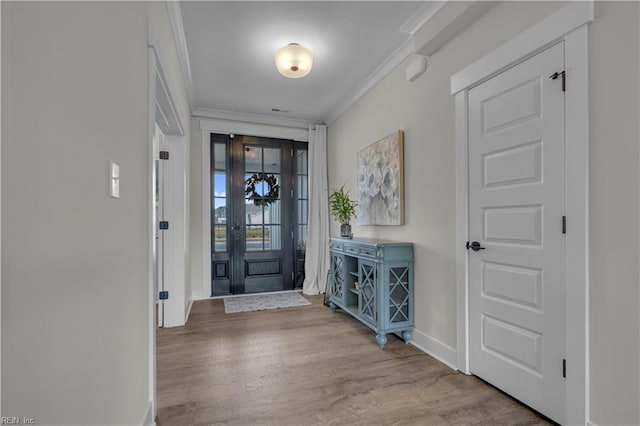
left=588, top=2, right=640, bottom=422
left=2, top=2, right=151, bottom=423
left=327, top=2, right=639, bottom=424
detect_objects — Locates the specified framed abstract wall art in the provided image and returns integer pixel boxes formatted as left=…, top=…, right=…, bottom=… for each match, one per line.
left=356, top=130, right=404, bottom=225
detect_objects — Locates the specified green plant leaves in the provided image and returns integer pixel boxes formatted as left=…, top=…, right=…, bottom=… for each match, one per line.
left=329, top=185, right=357, bottom=224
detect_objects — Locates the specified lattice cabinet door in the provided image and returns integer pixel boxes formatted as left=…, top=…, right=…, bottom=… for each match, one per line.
left=330, top=253, right=345, bottom=305
left=358, top=259, right=377, bottom=325
left=383, top=263, right=413, bottom=330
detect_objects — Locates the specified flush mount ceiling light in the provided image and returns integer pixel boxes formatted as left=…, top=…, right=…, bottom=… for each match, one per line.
left=275, top=43, right=313, bottom=79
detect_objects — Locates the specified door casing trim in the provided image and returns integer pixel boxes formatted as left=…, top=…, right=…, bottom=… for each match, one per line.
left=452, top=2, right=592, bottom=425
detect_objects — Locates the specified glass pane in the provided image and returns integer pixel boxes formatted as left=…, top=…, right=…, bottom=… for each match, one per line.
left=389, top=305, right=409, bottom=323
left=297, top=175, right=308, bottom=199
left=298, top=199, right=308, bottom=224
left=212, top=142, right=227, bottom=254
left=245, top=173, right=268, bottom=198
left=246, top=225, right=263, bottom=251
left=297, top=224, right=307, bottom=250
left=214, top=224, right=226, bottom=252
left=264, top=199, right=281, bottom=225
left=213, top=198, right=227, bottom=223
left=296, top=149, right=308, bottom=175
left=245, top=146, right=262, bottom=173
left=263, top=148, right=281, bottom=173
left=256, top=180, right=266, bottom=197
left=267, top=174, right=280, bottom=199
left=214, top=172, right=226, bottom=197
left=264, top=225, right=281, bottom=250
left=214, top=143, right=226, bottom=170
left=245, top=203, right=262, bottom=225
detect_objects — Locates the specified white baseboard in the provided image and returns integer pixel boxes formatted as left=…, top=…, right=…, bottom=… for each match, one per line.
left=185, top=298, right=193, bottom=322
left=587, top=422, right=600, bottom=426
left=410, top=328, right=458, bottom=370
left=140, top=400, right=155, bottom=426
left=192, top=290, right=212, bottom=301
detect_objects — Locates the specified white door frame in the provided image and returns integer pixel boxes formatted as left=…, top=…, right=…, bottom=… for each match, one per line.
left=161, top=133, right=188, bottom=328
left=451, top=2, right=592, bottom=425
left=153, top=126, right=188, bottom=329
left=153, top=125, right=165, bottom=328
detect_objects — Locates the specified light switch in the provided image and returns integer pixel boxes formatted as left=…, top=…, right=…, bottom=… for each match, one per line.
left=110, top=161, right=120, bottom=198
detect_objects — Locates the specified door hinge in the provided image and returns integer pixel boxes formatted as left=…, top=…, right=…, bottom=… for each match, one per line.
left=159, top=291, right=169, bottom=300
left=549, top=70, right=566, bottom=92
left=230, top=133, right=235, bottom=139
left=291, top=272, right=295, bottom=281
left=159, top=151, right=169, bottom=160
left=562, top=216, right=566, bottom=234
left=562, top=359, right=567, bottom=378
left=291, top=148, right=294, bottom=157
left=159, top=221, right=169, bottom=230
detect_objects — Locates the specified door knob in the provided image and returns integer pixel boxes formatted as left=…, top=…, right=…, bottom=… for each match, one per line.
left=466, top=241, right=486, bottom=251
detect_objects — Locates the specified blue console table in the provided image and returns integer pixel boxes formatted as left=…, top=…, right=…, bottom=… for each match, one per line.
left=328, top=237, right=414, bottom=348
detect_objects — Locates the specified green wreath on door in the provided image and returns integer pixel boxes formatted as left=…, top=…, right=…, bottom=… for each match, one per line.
left=245, top=173, right=280, bottom=207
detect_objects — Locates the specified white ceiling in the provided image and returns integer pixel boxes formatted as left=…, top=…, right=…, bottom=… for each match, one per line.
left=179, top=1, right=438, bottom=123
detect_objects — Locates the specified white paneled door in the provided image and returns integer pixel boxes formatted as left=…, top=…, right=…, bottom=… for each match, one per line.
left=467, top=42, right=565, bottom=423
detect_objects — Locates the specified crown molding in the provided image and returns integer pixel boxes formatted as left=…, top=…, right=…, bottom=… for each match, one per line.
left=399, top=1, right=448, bottom=35
left=325, top=37, right=414, bottom=124
left=166, top=1, right=194, bottom=112
left=193, top=107, right=322, bottom=130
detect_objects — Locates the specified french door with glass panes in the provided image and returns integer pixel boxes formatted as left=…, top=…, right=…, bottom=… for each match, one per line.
left=211, top=133, right=308, bottom=295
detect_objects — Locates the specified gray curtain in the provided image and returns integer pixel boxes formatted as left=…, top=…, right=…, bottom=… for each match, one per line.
left=303, top=124, right=330, bottom=295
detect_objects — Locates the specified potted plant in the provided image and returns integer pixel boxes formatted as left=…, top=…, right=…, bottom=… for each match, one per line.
left=329, top=186, right=357, bottom=239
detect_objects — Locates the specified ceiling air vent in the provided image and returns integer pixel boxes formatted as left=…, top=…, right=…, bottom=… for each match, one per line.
left=271, top=108, right=290, bottom=113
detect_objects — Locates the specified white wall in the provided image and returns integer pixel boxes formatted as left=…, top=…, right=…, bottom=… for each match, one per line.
left=327, top=1, right=639, bottom=424
left=1, top=2, right=168, bottom=423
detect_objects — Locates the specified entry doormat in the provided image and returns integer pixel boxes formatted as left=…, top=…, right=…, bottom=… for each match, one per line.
left=223, top=292, right=311, bottom=314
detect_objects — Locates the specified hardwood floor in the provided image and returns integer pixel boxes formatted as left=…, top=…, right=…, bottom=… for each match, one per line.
left=156, top=295, right=551, bottom=425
